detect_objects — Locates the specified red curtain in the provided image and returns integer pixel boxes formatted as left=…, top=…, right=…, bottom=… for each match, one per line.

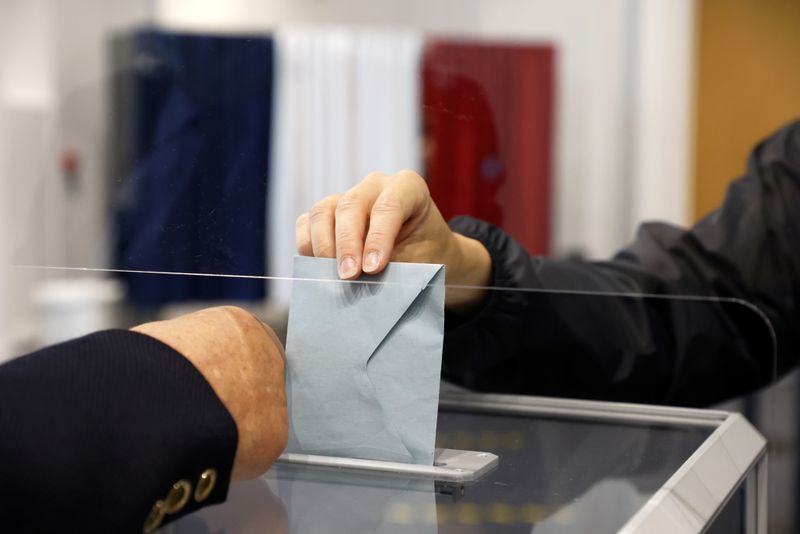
left=423, top=41, right=554, bottom=255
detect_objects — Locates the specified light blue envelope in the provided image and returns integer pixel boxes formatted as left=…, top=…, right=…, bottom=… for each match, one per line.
left=285, top=256, right=445, bottom=465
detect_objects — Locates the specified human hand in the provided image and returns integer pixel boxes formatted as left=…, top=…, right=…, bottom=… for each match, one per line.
left=131, top=306, right=287, bottom=480
left=296, top=170, right=492, bottom=312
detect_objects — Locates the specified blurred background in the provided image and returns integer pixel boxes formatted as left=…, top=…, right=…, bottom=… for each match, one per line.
left=0, top=0, right=799, bottom=531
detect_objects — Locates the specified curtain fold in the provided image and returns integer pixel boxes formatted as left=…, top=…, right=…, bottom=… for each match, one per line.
left=115, top=29, right=273, bottom=307
left=112, top=29, right=553, bottom=309
left=268, top=27, right=423, bottom=309
left=423, top=40, right=554, bottom=255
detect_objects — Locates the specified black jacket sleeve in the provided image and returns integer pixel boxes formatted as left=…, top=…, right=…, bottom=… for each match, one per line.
left=0, top=330, right=239, bottom=533
left=443, top=120, right=800, bottom=407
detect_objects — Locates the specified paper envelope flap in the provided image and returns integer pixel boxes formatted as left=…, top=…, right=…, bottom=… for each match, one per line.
left=356, top=263, right=444, bottom=363
left=365, top=266, right=445, bottom=464
left=291, top=256, right=443, bottom=361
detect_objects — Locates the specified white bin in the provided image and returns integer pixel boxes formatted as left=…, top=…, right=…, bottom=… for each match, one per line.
left=32, top=278, right=124, bottom=346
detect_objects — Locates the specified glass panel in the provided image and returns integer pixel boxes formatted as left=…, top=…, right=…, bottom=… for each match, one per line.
left=6, top=16, right=788, bottom=401
left=7, top=271, right=778, bottom=409
left=175, top=412, right=713, bottom=533
left=1, top=272, right=767, bottom=534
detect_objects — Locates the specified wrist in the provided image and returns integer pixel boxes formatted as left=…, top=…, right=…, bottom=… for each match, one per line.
left=444, top=233, right=492, bottom=314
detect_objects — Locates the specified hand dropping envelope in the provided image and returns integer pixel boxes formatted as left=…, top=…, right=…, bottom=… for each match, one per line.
left=285, top=256, right=445, bottom=465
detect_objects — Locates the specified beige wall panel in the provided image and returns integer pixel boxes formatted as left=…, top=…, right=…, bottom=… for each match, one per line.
left=694, top=0, right=800, bottom=219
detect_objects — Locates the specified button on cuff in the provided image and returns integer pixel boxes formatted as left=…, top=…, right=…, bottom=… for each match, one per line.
left=164, top=479, right=192, bottom=514
left=143, top=500, right=166, bottom=534
left=194, top=468, right=218, bottom=503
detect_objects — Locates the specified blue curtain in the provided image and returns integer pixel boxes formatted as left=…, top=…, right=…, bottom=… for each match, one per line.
left=115, top=29, right=272, bottom=307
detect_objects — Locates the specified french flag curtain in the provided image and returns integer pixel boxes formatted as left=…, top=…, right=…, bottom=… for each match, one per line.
left=112, top=28, right=554, bottom=308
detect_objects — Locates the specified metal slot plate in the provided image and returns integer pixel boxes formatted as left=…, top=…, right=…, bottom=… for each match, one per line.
left=276, top=448, right=499, bottom=484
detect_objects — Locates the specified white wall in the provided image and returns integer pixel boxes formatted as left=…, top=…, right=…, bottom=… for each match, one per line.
left=0, top=0, right=57, bottom=359
left=0, top=0, right=150, bottom=358
left=0, top=113, right=8, bottom=358
left=630, top=0, right=696, bottom=230
left=50, top=0, right=153, bottom=268
left=155, top=0, right=696, bottom=259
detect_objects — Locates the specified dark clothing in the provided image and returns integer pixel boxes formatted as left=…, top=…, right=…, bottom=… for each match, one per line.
left=445, top=120, right=800, bottom=407
left=0, top=330, right=237, bottom=533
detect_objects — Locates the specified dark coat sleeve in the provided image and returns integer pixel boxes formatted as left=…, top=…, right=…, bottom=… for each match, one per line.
left=443, top=120, right=800, bottom=407
left=0, top=329, right=239, bottom=533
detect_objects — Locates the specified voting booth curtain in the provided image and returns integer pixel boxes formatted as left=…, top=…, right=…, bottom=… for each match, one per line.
left=267, top=28, right=424, bottom=309
left=111, top=27, right=554, bottom=307
left=114, top=29, right=273, bottom=307
left=423, top=40, right=554, bottom=256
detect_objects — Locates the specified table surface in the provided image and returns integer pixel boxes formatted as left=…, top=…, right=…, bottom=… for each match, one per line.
left=169, top=401, right=714, bottom=534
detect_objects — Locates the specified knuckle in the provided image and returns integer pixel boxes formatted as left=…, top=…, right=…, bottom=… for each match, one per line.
left=397, top=169, right=429, bottom=194
left=396, top=168, right=422, bottom=182
left=396, top=168, right=420, bottom=179
left=372, top=193, right=403, bottom=214
left=308, top=203, right=331, bottom=222
left=313, top=244, right=336, bottom=258
left=365, top=229, right=391, bottom=245
left=295, top=212, right=309, bottom=228
left=334, top=227, right=360, bottom=246
left=363, top=171, right=386, bottom=184
left=308, top=195, right=339, bottom=221
left=334, top=193, right=362, bottom=214
left=320, top=194, right=340, bottom=206
left=218, top=305, right=261, bottom=332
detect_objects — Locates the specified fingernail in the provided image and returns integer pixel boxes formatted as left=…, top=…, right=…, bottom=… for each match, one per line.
left=338, top=256, right=358, bottom=278
left=363, top=251, right=380, bottom=273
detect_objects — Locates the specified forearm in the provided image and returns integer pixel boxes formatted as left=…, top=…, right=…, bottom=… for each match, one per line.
left=0, top=331, right=238, bottom=533
left=443, top=114, right=800, bottom=407
left=444, top=232, right=493, bottom=314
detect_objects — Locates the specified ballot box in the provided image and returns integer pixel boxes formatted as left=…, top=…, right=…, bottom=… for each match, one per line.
left=166, top=390, right=767, bottom=534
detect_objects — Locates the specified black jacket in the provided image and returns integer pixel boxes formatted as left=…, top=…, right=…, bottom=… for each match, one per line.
left=0, top=330, right=238, bottom=533
left=445, top=120, right=800, bottom=407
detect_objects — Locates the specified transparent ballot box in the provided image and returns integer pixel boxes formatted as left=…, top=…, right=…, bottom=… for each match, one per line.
left=167, top=389, right=767, bottom=534
left=7, top=266, right=774, bottom=534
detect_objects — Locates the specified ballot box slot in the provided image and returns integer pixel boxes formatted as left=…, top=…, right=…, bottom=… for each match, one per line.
left=275, top=448, right=498, bottom=485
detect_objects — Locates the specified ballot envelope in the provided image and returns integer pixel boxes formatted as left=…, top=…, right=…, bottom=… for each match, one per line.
left=284, top=256, right=446, bottom=465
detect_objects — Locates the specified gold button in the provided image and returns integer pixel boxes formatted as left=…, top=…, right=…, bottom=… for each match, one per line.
left=143, top=500, right=165, bottom=534
left=194, top=468, right=218, bottom=503
left=163, top=479, right=192, bottom=514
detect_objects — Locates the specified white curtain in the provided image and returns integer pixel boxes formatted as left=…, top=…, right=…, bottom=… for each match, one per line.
left=268, top=27, right=423, bottom=309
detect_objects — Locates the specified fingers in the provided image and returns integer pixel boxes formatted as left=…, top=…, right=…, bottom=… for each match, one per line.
left=334, top=174, right=385, bottom=278
left=297, top=170, right=431, bottom=278
left=295, top=213, right=312, bottom=256
left=307, top=195, right=339, bottom=258
left=362, top=170, right=429, bottom=273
